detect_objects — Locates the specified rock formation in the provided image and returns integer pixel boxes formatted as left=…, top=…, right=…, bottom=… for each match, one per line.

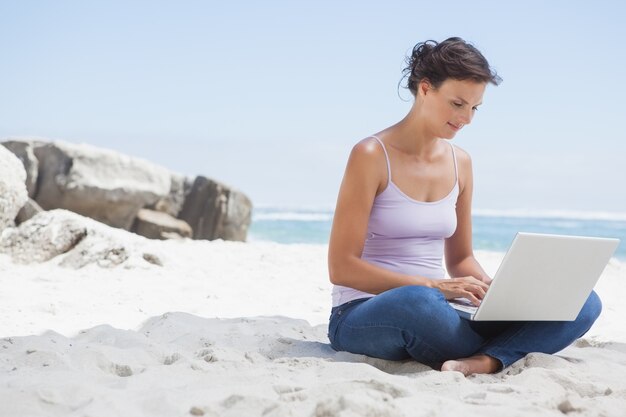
left=131, top=208, right=193, bottom=240
left=1, top=138, right=252, bottom=243
left=0, top=145, right=28, bottom=232
left=179, top=176, right=252, bottom=241
left=0, top=209, right=167, bottom=269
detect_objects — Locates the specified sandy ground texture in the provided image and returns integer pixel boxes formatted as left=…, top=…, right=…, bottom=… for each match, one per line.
left=1, top=235, right=625, bottom=417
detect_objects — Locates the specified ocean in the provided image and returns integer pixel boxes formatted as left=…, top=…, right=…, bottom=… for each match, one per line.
left=249, top=206, right=626, bottom=261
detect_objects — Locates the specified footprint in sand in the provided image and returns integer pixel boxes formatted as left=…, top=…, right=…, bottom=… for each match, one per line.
left=273, top=385, right=307, bottom=402
left=111, top=363, right=133, bottom=377
left=163, top=352, right=181, bottom=365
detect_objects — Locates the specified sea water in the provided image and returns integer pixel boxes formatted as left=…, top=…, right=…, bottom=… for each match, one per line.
left=249, top=205, right=626, bottom=261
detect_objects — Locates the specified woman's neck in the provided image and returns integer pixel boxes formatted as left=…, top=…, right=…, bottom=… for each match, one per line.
left=381, top=106, right=442, bottom=159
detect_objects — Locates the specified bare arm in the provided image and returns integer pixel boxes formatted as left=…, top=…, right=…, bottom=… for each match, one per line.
left=445, top=148, right=492, bottom=284
left=328, top=139, right=434, bottom=294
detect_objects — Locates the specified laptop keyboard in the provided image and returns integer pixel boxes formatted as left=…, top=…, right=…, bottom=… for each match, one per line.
left=451, top=303, right=478, bottom=313
left=449, top=298, right=478, bottom=313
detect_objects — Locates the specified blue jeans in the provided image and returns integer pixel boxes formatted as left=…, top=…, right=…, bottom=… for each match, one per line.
left=328, top=286, right=602, bottom=370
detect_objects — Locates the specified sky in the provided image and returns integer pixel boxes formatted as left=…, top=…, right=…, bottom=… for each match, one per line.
left=1, top=1, right=625, bottom=213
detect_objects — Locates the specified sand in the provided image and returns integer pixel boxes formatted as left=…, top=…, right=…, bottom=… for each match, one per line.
left=1, top=236, right=625, bottom=417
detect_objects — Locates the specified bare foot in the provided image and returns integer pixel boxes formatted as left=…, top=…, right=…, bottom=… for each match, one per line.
left=441, top=354, right=500, bottom=376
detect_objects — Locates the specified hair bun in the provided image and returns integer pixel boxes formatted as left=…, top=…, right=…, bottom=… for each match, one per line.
left=408, top=40, right=436, bottom=71
left=400, top=37, right=501, bottom=98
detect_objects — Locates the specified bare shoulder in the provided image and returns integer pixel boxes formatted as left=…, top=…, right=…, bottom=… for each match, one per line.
left=347, top=137, right=387, bottom=180
left=450, top=144, right=473, bottom=191
left=451, top=143, right=472, bottom=168
left=336, top=136, right=388, bottom=203
left=351, top=136, right=386, bottom=160
left=451, top=144, right=473, bottom=174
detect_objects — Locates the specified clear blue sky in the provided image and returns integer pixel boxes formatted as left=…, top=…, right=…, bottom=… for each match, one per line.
left=1, top=1, right=625, bottom=213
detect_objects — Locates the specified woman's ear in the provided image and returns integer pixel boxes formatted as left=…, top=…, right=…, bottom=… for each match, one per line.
left=418, top=79, right=432, bottom=98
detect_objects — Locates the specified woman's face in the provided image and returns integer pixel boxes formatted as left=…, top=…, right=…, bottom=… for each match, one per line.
left=420, top=78, right=487, bottom=139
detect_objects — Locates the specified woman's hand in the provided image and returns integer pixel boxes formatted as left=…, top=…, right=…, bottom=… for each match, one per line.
left=431, top=276, right=490, bottom=306
left=481, top=275, right=493, bottom=285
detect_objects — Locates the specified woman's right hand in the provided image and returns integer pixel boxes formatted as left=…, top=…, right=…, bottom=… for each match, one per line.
left=431, top=276, right=490, bottom=306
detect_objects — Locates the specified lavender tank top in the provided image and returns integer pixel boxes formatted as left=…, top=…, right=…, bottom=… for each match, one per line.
left=331, top=136, right=459, bottom=307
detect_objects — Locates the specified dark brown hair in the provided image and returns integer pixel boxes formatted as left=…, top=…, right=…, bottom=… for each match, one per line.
left=401, top=37, right=502, bottom=96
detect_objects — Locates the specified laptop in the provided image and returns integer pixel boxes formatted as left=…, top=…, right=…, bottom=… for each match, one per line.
left=449, top=232, right=620, bottom=321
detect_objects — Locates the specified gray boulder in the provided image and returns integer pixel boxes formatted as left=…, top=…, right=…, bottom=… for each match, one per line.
left=32, top=141, right=171, bottom=230
left=1, top=209, right=166, bottom=269
left=146, top=173, right=193, bottom=218
left=1, top=140, right=41, bottom=198
left=2, top=138, right=253, bottom=242
left=0, top=209, right=88, bottom=264
left=0, top=145, right=28, bottom=232
left=179, top=176, right=252, bottom=241
left=131, top=208, right=192, bottom=240
left=15, top=198, right=43, bottom=225
left=59, top=239, right=130, bottom=269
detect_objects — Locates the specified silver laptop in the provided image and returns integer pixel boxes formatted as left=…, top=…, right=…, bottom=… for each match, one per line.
left=449, top=232, right=620, bottom=321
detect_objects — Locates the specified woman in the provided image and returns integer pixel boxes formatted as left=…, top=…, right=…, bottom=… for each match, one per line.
left=326, top=37, right=602, bottom=375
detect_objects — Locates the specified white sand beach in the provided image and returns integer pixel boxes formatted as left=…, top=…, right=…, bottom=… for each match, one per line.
left=1, top=231, right=625, bottom=417
left=4, top=1, right=626, bottom=415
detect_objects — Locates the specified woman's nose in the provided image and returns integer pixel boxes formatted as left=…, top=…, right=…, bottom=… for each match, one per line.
left=460, top=109, right=473, bottom=125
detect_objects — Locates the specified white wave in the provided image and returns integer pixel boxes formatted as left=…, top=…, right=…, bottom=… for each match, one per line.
left=473, top=208, right=626, bottom=222
left=253, top=212, right=333, bottom=221
left=253, top=205, right=626, bottom=222
left=254, top=203, right=335, bottom=212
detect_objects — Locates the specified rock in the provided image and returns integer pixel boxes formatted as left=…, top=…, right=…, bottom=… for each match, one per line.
left=178, top=176, right=252, bottom=241
left=131, top=208, right=192, bottom=240
left=221, top=187, right=253, bottom=241
left=1, top=140, right=41, bottom=198
left=15, top=198, right=43, bottom=225
left=161, top=231, right=185, bottom=239
left=59, top=240, right=129, bottom=269
left=0, top=210, right=88, bottom=263
left=146, top=173, right=192, bottom=218
left=31, top=141, right=171, bottom=230
left=0, top=145, right=28, bottom=232
left=2, top=138, right=253, bottom=243
left=1, top=209, right=166, bottom=269
left=142, top=252, right=163, bottom=266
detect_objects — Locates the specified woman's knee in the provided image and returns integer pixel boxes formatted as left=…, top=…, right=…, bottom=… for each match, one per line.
left=577, top=290, right=602, bottom=331
left=382, top=285, right=446, bottom=311
left=371, top=285, right=456, bottom=331
left=336, top=286, right=447, bottom=339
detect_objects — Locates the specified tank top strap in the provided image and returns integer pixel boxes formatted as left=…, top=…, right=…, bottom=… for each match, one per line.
left=449, top=142, right=459, bottom=183
left=370, top=135, right=457, bottom=185
left=370, top=135, right=392, bottom=183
